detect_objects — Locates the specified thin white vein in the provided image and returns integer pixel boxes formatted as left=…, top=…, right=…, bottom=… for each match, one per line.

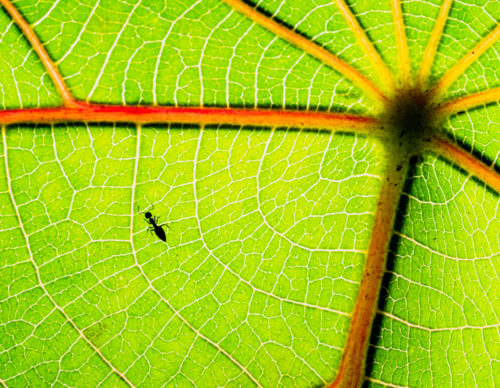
left=31, top=0, right=60, bottom=27
left=122, top=45, right=143, bottom=104
left=256, top=129, right=365, bottom=254
left=395, top=231, right=495, bottom=261
left=378, top=310, right=500, bottom=332
left=123, top=313, right=178, bottom=382
left=51, top=124, right=75, bottom=195
left=226, top=18, right=254, bottom=107
left=56, top=0, right=101, bottom=65
left=96, top=371, right=116, bottom=388
left=163, top=332, right=201, bottom=386
left=152, top=0, right=202, bottom=105
left=87, top=0, right=142, bottom=100
left=192, top=128, right=350, bottom=317
left=198, top=3, right=233, bottom=105
left=254, top=36, right=279, bottom=107
left=365, top=377, right=409, bottom=388
left=386, top=271, right=468, bottom=323
left=0, top=305, right=57, bottom=355
left=305, top=61, right=324, bottom=110
left=10, top=66, right=22, bottom=108
left=281, top=51, right=306, bottom=108
left=245, top=303, right=329, bottom=385
left=69, top=285, right=151, bottom=354
left=1, top=125, right=134, bottom=387
left=294, top=2, right=330, bottom=34
left=129, top=126, right=261, bottom=387
left=402, top=177, right=469, bottom=206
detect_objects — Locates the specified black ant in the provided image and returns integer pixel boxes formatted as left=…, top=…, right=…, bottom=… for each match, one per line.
left=138, top=205, right=168, bottom=242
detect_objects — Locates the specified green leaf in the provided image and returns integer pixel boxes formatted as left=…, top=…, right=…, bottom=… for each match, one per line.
left=0, top=0, right=499, bottom=387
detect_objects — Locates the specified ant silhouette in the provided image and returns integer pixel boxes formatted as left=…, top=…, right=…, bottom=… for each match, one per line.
left=138, top=204, right=168, bottom=242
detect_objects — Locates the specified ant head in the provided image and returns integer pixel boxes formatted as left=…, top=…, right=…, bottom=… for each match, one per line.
left=144, top=211, right=152, bottom=218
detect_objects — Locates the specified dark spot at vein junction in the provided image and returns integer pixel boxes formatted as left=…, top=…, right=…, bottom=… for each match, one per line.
left=382, top=87, right=440, bottom=160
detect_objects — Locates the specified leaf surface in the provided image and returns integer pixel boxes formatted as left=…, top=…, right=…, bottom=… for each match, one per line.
left=0, top=0, right=499, bottom=387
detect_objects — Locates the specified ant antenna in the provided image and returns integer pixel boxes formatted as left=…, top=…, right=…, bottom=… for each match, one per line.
left=138, top=203, right=156, bottom=213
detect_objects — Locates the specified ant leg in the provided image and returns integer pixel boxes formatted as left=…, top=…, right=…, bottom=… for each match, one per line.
left=159, top=223, right=170, bottom=229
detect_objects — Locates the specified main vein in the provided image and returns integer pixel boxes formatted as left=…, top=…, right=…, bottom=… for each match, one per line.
left=330, top=149, right=409, bottom=388
left=0, top=104, right=381, bottom=133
